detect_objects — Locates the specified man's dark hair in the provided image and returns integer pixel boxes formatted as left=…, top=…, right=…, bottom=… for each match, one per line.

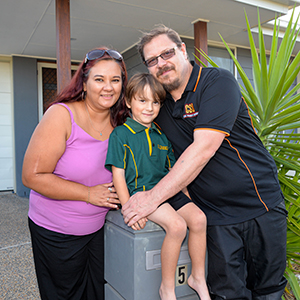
left=137, top=25, right=183, bottom=62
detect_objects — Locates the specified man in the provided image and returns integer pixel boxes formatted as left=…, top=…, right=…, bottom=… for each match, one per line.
left=122, top=25, right=287, bottom=299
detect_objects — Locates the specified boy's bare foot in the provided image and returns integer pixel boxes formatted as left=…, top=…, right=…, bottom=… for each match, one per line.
left=159, top=286, right=176, bottom=300
left=188, top=274, right=211, bottom=300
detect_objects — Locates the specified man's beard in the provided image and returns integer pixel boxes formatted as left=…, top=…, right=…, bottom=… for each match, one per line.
left=156, top=66, right=180, bottom=92
left=162, top=78, right=180, bottom=92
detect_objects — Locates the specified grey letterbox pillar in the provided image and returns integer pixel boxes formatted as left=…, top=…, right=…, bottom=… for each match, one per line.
left=104, top=210, right=199, bottom=300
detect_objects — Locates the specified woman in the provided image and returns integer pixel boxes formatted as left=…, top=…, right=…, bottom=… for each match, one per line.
left=22, top=47, right=129, bottom=300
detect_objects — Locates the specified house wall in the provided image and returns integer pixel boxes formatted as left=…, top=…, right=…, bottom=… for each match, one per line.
left=123, top=47, right=147, bottom=78
left=13, top=56, right=38, bottom=197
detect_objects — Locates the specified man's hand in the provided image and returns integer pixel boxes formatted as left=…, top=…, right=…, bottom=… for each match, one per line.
left=122, top=190, right=157, bottom=227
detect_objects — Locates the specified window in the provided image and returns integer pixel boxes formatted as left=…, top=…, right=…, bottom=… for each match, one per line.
left=37, top=63, right=78, bottom=120
left=207, top=46, right=234, bottom=74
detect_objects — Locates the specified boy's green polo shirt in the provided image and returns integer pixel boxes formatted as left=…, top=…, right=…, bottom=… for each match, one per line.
left=105, top=117, right=176, bottom=196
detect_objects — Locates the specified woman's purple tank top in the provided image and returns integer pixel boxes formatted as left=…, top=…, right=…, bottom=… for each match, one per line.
left=28, top=103, right=111, bottom=235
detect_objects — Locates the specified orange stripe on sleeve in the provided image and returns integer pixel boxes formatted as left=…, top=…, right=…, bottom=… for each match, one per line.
left=194, top=128, right=230, bottom=137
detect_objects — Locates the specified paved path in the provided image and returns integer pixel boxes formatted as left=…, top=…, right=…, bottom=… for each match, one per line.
left=0, top=192, right=40, bottom=300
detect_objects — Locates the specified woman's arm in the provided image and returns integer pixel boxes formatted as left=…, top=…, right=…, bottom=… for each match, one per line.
left=22, top=105, right=118, bottom=208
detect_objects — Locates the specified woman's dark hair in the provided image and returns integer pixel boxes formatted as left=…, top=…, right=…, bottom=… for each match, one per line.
left=49, top=46, right=129, bottom=127
left=125, top=73, right=166, bottom=105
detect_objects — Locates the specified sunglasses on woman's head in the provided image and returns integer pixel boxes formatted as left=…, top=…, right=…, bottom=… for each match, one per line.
left=84, top=49, right=123, bottom=64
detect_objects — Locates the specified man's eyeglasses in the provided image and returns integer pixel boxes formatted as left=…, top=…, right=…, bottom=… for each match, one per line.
left=144, top=47, right=178, bottom=67
left=84, top=49, right=123, bottom=64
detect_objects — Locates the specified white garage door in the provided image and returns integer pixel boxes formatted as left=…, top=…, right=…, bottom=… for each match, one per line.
left=0, top=61, right=14, bottom=191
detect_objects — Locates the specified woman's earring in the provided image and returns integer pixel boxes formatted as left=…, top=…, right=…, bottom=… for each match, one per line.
left=82, top=90, right=86, bottom=100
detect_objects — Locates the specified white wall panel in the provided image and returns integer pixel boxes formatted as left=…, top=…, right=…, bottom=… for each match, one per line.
left=0, top=61, right=14, bottom=191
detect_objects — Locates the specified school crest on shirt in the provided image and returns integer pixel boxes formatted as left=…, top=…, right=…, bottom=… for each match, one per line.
left=183, top=103, right=199, bottom=118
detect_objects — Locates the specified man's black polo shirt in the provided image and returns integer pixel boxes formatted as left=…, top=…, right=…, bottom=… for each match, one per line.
left=155, top=62, right=283, bottom=226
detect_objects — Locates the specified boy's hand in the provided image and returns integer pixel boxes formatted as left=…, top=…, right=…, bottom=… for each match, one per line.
left=131, top=217, right=148, bottom=231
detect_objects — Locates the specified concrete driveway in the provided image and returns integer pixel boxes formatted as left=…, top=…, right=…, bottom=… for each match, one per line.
left=0, top=192, right=40, bottom=299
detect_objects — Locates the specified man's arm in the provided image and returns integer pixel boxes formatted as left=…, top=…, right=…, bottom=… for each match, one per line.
left=122, top=129, right=226, bottom=226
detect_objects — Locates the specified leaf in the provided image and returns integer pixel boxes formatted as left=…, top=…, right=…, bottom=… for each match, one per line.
left=264, top=67, right=288, bottom=124
left=285, top=268, right=300, bottom=299
left=257, top=10, right=269, bottom=110
left=268, top=16, right=279, bottom=81
left=276, top=83, right=300, bottom=112
left=194, top=48, right=219, bottom=68
left=218, top=34, right=263, bottom=119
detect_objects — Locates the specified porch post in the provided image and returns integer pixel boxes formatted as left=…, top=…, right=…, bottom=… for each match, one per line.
left=56, top=0, right=71, bottom=93
left=193, top=20, right=208, bottom=66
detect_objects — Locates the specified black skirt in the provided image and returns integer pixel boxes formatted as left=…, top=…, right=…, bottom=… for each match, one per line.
left=28, top=218, right=105, bottom=300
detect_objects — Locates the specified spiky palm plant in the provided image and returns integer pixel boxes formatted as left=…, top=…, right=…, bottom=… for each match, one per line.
left=195, top=8, right=300, bottom=299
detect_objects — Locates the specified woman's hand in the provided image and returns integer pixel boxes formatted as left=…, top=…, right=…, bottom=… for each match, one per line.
left=89, top=182, right=120, bottom=209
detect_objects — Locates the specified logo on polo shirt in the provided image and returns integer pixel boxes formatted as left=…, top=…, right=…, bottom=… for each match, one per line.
left=183, top=103, right=199, bottom=118
left=158, top=145, right=168, bottom=151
